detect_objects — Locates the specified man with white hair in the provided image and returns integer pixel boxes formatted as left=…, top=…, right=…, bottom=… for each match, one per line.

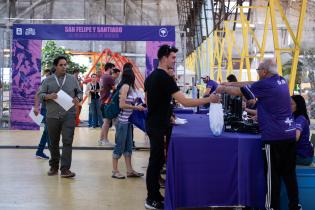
left=216, top=58, right=300, bottom=210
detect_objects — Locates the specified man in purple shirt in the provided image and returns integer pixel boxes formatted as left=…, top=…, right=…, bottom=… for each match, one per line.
left=201, top=76, right=218, bottom=96
left=216, top=58, right=299, bottom=210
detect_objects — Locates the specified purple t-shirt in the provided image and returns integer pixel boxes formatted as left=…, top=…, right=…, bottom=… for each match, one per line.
left=206, top=80, right=218, bottom=94
left=295, top=115, right=314, bottom=158
left=241, top=74, right=295, bottom=141
left=100, top=74, right=115, bottom=104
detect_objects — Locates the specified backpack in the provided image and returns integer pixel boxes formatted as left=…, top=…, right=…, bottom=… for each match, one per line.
left=102, top=88, right=121, bottom=119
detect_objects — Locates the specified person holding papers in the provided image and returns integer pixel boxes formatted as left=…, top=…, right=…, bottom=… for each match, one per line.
left=38, top=56, right=83, bottom=178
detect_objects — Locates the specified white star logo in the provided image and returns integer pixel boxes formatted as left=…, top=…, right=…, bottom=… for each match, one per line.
left=285, top=117, right=293, bottom=126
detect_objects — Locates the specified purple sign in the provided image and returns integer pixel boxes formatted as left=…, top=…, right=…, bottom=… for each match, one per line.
left=11, top=40, right=42, bottom=130
left=145, top=41, right=175, bottom=77
left=11, top=24, right=175, bottom=130
left=13, top=24, right=175, bottom=41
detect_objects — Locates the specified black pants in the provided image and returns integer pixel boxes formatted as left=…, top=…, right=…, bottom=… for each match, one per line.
left=46, top=114, right=76, bottom=171
left=263, top=140, right=299, bottom=210
left=146, top=126, right=167, bottom=201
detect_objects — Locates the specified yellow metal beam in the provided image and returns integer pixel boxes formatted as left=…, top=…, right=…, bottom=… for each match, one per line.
left=269, top=0, right=283, bottom=75
left=240, top=8, right=252, bottom=81
left=289, top=0, right=308, bottom=95
left=274, top=0, right=298, bottom=47
left=260, top=6, right=270, bottom=61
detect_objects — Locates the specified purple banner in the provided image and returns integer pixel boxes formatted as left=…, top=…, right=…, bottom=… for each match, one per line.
left=13, top=24, right=175, bottom=41
left=11, top=40, right=42, bottom=130
left=145, top=41, right=175, bottom=77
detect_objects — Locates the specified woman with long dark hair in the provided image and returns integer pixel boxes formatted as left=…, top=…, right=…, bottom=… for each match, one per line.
left=111, top=63, right=145, bottom=179
left=291, top=95, right=314, bottom=165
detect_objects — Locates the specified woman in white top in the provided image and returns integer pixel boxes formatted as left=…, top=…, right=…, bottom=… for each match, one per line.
left=112, top=64, right=145, bottom=179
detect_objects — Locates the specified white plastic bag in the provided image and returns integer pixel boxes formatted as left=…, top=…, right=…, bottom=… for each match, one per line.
left=209, top=103, right=224, bottom=136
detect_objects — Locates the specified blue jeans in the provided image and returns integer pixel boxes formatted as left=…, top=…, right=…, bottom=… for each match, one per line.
left=36, top=123, right=50, bottom=154
left=113, top=122, right=133, bottom=159
left=88, top=106, right=92, bottom=127
left=90, top=99, right=103, bottom=127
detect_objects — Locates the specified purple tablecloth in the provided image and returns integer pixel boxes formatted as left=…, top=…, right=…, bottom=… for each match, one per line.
left=173, top=107, right=208, bottom=114
left=165, top=114, right=266, bottom=210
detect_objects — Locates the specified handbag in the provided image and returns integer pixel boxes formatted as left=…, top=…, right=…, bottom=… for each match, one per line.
left=102, top=89, right=120, bottom=119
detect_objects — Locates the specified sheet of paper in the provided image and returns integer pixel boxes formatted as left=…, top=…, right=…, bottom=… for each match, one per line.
left=54, top=90, right=74, bottom=111
left=28, top=107, right=44, bottom=126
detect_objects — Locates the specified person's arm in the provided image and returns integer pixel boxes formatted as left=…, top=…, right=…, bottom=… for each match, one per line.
left=245, top=108, right=257, bottom=116
left=73, top=78, right=83, bottom=106
left=119, top=85, right=144, bottom=110
left=221, top=81, right=254, bottom=87
left=85, top=83, right=92, bottom=96
left=172, top=91, right=219, bottom=107
left=296, top=130, right=301, bottom=142
left=216, top=85, right=243, bottom=96
left=203, top=88, right=211, bottom=97
left=145, top=92, right=147, bottom=105
left=33, top=90, right=40, bottom=116
left=38, top=79, right=57, bottom=102
left=295, top=117, right=305, bottom=142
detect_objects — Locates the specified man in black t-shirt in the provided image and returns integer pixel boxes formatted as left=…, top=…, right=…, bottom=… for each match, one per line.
left=144, top=45, right=219, bottom=209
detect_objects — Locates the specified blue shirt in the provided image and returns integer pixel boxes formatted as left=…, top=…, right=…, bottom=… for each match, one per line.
left=295, top=115, right=314, bottom=158
left=206, top=80, right=218, bottom=94
left=241, top=74, right=295, bottom=141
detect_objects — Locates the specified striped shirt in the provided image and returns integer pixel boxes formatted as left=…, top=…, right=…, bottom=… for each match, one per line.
left=118, top=88, right=134, bottom=123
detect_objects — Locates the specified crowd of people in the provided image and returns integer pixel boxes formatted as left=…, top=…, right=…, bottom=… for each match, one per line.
left=31, top=45, right=314, bottom=210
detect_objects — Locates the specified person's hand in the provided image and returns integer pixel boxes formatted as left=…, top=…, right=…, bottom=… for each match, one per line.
left=47, top=93, right=58, bottom=100
left=208, top=94, right=220, bottom=103
left=73, top=97, right=80, bottom=106
left=135, top=105, right=145, bottom=111
left=33, top=107, right=39, bottom=116
left=215, top=85, right=225, bottom=94
left=248, top=99, right=256, bottom=105
left=242, top=101, right=246, bottom=110
left=249, top=115, right=257, bottom=121
left=170, top=116, right=176, bottom=124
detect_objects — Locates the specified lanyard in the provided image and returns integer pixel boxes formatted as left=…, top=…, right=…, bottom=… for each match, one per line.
left=54, top=74, right=67, bottom=89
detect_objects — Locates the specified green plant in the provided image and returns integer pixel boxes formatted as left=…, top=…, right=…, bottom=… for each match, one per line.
left=41, top=41, right=87, bottom=74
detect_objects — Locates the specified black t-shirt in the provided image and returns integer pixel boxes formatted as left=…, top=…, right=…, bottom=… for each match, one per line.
left=144, top=68, right=179, bottom=129
left=90, top=82, right=100, bottom=100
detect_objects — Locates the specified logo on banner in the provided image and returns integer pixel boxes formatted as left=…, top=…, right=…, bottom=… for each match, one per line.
left=25, top=28, right=36, bottom=36
left=159, top=28, right=168, bottom=37
left=16, top=28, right=23, bottom=35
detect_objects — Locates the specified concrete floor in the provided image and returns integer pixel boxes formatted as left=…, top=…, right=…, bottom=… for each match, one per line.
left=0, top=149, right=151, bottom=210
left=0, top=127, right=152, bottom=210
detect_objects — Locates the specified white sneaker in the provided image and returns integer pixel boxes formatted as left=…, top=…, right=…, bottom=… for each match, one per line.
left=99, top=139, right=114, bottom=147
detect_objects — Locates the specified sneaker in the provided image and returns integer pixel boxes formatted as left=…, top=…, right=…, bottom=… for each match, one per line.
left=99, top=139, right=114, bottom=147
left=298, top=204, right=302, bottom=210
left=145, top=199, right=164, bottom=210
left=35, top=152, right=49, bottom=160
left=60, top=169, right=76, bottom=178
left=47, top=167, right=58, bottom=176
